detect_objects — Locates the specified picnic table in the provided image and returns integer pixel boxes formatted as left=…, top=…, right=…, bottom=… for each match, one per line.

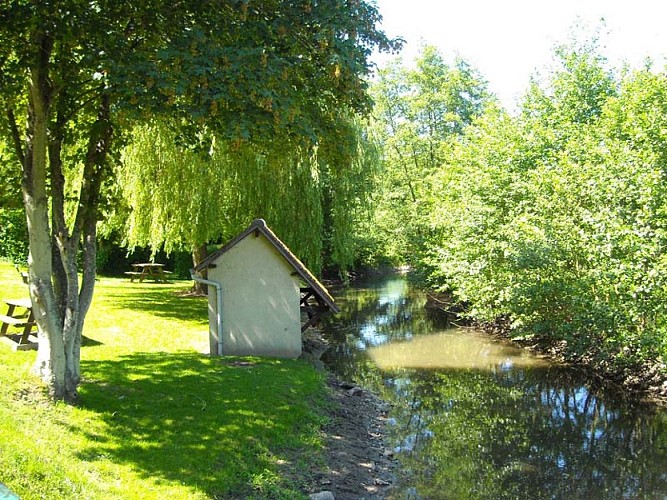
left=124, top=263, right=172, bottom=283
left=0, top=298, right=38, bottom=350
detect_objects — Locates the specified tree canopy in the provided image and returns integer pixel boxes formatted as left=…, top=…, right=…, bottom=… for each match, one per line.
left=0, top=0, right=397, bottom=401
left=366, top=46, right=494, bottom=265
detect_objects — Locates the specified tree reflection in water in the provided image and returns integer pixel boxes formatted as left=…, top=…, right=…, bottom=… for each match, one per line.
left=320, top=277, right=667, bottom=499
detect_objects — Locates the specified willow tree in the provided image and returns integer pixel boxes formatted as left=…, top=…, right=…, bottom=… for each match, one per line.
left=120, top=122, right=325, bottom=290
left=119, top=122, right=235, bottom=286
left=0, top=1, right=397, bottom=402
left=317, top=116, right=383, bottom=271
left=120, top=113, right=381, bottom=286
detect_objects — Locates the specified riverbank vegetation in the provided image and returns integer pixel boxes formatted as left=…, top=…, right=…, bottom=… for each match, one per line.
left=366, top=36, right=667, bottom=396
left=0, top=262, right=330, bottom=499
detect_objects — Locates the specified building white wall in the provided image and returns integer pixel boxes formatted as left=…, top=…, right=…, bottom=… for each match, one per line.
left=206, top=233, right=302, bottom=358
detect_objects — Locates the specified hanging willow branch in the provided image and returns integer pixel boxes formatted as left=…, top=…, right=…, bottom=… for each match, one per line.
left=117, top=113, right=379, bottom=274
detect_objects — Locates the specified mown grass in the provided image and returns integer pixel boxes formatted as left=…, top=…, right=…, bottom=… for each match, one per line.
left=0, top=262, right=329, bottom=499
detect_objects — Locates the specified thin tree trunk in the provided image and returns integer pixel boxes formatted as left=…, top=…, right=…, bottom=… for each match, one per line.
left=23, top=33, right=69, bottom=400
left=191, top=243, right=208, bottom=295
left=49, top=110, right=82, bottom=402
left=57, top=93, right=112, bottom=401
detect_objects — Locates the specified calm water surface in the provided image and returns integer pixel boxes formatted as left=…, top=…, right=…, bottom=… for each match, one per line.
left=320, top=276, right=667, bottom=499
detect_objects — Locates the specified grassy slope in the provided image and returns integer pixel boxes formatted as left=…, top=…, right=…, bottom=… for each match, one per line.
left=0, top=262, right=328, bottom=499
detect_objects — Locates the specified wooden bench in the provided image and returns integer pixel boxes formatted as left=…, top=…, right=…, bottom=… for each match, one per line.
left=124, top=271, right=143, bottom=282
left=0, top=299, right=38, bottom=350
left=0, top=315, right=34, bottom=329
left=0, top=315, right=37, bottom=350
left=125, top=263, right=170, bottom=282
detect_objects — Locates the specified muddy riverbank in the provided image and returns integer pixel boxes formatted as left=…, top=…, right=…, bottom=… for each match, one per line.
left=309, top=376, right=395, bottom=499
left=300, top=330, right=396, bottom=499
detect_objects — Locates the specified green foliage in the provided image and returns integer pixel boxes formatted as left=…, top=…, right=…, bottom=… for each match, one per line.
left=0, top=140, right=21, bottom=208
left=367, top=46, right=494, bottom=267
left=0, top=1, right=399, bottom=143
left=116, top=114, right=382, bottom=274
left=119, top=122, right=232, bottom=255
left=419, top=39, right=667, bottom=371
left=318, top=117, right=383, bottom=271
left=219, top=135, right=326, bottom=271
left=0, top=208, right=27, bottom=263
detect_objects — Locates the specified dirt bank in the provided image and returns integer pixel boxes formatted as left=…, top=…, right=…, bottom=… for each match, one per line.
left=298, top=329, right=396, bottom=499
left=307, top=376, right=396, bottom=499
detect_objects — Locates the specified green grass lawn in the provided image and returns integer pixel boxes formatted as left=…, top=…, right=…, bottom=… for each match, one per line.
left=0, top=262, right=329, bottom=499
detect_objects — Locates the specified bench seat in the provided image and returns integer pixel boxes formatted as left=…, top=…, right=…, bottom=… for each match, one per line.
left=0, top=314, right=35, bottom=328
left=0, top=333, right=38, bottom=350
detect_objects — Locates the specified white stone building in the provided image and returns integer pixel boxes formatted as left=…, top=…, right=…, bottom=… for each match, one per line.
left=192, top=219, right=338, bottom=358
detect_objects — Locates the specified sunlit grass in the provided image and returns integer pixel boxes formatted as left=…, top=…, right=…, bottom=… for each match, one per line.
left=0, top=262, right=328, bottom=499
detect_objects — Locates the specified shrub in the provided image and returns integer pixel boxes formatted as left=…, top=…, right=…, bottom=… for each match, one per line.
left=0, top=208, right=28, bottom=264
left=421, top=63, right=667, bottom=371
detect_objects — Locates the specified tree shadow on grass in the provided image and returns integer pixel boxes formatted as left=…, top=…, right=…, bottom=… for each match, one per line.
left=77, top=353, right=322, bottom=497
left=81, top=336, right=103, bottom=347
left=104, top=288, right=209, bottom=325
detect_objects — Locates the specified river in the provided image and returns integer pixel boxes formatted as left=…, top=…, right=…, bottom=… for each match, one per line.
left=319, top=276, right=667, bottom=499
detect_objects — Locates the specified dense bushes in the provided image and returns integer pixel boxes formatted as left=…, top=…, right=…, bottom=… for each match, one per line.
left=421, top=49, right=667, bottom=371
left=0, top=208, right=28, bottom=263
